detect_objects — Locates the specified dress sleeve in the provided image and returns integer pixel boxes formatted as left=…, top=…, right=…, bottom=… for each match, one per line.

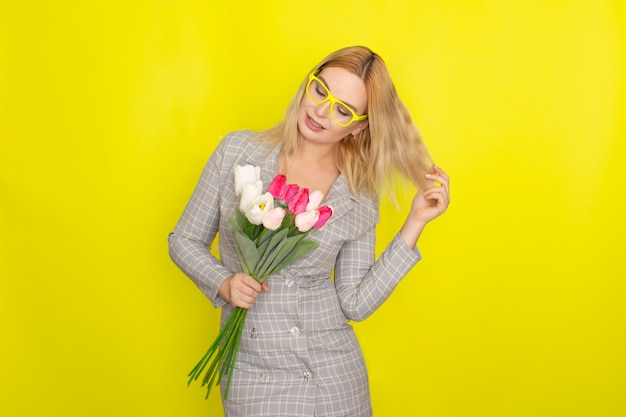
left=168, top=140, right=232, bottom=308
left=334, top=227, right=422, bottom=322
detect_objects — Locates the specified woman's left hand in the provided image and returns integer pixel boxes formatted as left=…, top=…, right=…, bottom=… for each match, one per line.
left=410, top=165, right=451, bottom=225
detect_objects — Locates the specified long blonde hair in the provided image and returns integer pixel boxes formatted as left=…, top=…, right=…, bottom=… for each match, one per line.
left=258, top=46, right=433, bottom=200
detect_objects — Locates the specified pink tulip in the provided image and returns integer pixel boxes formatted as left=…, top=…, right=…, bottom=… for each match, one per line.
left=313, top=206, right=333, bottom=228
left=262, top=207, right=287, bottom=230
left=295, top=210, right=319, bottom=232
left=267, top=174, right=287, bottom=200
left=283, top=184, right=300, bottom=204
left=288, top=187, right=309, bottom=214
left=306, top=190, right=324, bottom=211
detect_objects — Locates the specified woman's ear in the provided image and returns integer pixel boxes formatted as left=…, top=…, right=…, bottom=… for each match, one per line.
left=350, top=120, right=369, bottom=137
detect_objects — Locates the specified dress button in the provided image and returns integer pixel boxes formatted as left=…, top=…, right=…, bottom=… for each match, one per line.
left=284, top=278, right=295, bottom=288
left=289, top=326, right=301, bottom=336
left=259, top=372, right=271, bottom=383
left=303, top=371, right=312, bottom=381
left=250, top=328, right=258, bottom=339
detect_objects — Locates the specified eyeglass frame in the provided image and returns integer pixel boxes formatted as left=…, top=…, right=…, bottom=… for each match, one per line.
left=305, top=70, right=368, bottom=128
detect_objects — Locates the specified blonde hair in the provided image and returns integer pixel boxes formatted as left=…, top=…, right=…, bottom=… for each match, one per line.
left=258, top=46, right=433, bottom=200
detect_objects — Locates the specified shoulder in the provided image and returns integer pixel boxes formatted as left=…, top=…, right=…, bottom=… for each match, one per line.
left=354, top=193, right=380, bottom=227
left=207, top=130, right=278, bottom=184
left=216, top=130, right=273, bottom=160
left=218, top=130, right=259, bottom=152
left=324, top=193, right=379, bottom=242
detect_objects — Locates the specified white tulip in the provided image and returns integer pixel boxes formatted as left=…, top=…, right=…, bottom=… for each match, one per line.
left=234, top=165, right=261, bottom=196
left=239, top=180, right=263, bottom=212
left=245, top=192, right=274, bottom=225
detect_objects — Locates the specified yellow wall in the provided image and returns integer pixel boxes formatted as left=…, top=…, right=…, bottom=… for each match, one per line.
left=1, top=1, right=625, bottom=416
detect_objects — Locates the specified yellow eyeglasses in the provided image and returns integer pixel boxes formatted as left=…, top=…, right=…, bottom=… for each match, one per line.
left=305, top=71, right=368, bottom=128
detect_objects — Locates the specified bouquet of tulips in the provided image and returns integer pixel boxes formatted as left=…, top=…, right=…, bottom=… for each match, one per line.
left=187, top=165, right=333, bottom=400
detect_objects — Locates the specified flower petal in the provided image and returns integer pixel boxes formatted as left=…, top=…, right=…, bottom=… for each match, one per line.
left=267, top=174, right=287, bottom=200
left=239, top=180, right=263, bottom=212
left=245, top=192, right=274, bottom=225
left=313, top=206, right=333, bottom=228
left=306, top=190, right=324, bottom=211
left=295, top=210, right=319, bottom=232
left=288, top=187, right=309, bottom=215
left=283, top=184, right=300, bottom=204
left=234, top=165, right=261, bottom=196
left=262, top=207, right=287, bottom=230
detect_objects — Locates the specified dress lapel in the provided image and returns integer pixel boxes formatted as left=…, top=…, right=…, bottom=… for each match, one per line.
left=242, top=142, right=280, bottom=188
left=321, top=173, right=357, bottom=226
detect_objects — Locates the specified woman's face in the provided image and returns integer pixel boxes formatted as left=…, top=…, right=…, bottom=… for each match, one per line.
left=297, top=66, right=368, bottom=146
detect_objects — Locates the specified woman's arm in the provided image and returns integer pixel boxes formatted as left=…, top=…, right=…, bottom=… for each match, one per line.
left=334, top=227, right=422, bottom=322
left=334, top=166, right=450, bottom=321
left=168, top=142, right=233, bottom=308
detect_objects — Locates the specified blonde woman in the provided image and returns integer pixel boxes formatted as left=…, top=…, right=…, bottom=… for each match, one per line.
left=169, top=45, right=450, bottom=416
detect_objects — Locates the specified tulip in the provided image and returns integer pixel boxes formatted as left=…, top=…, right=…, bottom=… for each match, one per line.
left=295, top=210, right=319, bottom=232
left=267, top=174, right=287, bottom=200
left=262, top=207, right=287, bottom=230
left=283, top=184, right=300, bottom=204
left=239, top=180, right=263, bottom=212
left=306, top=190, right=324, bottom=211
left=314, top=206, right=333, bottom=228
left=288, top=187, right=309, bottom=215
left=245, top=192, right=274, bottom=225
left=234, top=165, right=261, bottom=196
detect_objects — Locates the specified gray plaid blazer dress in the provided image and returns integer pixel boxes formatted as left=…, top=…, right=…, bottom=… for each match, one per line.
left=169, top=131, right=422, bottom=416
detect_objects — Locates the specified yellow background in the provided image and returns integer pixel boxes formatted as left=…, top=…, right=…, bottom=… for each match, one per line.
left=1, top=1, right=625, bottom=416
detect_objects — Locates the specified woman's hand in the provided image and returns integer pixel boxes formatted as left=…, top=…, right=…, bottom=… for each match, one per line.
left=400, top=165, right=450, bottom=247
left=412, top=165, right=451, bottom=224
left=218, top=272, right=269, bottom=309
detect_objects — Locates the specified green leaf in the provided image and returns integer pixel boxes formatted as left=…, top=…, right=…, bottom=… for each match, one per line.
left=253, top=228, right=289, bottom=279
left=227, top=216, right=240, bottom=235
left=236, top=209, right=247, bottom=229
left=257, top=227, right=276, bottom=247
left=232, top=209, right=256, bottom=239
left=233, top=230, right=260, bottom=275
left=262, top=235, right=317, bottom=278
left=278, top=239, right=319, bottom=267
left=230, top=235, right=250, bottom=275
left=256, top=235, right=272, bottom=261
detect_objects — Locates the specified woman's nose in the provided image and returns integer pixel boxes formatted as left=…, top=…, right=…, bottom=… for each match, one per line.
left=314, top=100, right=331, bottom=119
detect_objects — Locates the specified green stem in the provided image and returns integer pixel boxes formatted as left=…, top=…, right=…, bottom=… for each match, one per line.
left=223, top=309, right=247, bottom=399
left=200, top=309, right=244, bottom=386
left=202, top=310, right=244, bottom=399
left=216, top=309, right=246, bottom=384
left=187, top=310, right=239, bottom=383
left=255, top=228, right=267, bottom=245
left=187, top=307, right=247, bottom=401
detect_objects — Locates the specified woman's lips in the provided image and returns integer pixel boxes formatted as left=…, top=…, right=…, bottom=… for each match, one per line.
left=306, top=115, right=324, bottom=131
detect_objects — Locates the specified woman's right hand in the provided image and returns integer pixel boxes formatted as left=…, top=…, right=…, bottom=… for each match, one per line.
left=218, top=272, right=269, bottom=309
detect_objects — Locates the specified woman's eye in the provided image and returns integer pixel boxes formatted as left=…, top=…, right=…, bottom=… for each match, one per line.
left=315, top=84, right=327, bottom=98
left=337, top=106, right=350, bottom=117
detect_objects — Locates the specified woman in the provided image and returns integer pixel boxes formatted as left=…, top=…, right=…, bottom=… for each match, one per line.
left=169, top=45, right=450, bottom=416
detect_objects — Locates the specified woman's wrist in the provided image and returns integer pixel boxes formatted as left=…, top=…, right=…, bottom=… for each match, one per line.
left=399, top=216, right=427, bottom=248
left=218, top=276, right=232, bottom=303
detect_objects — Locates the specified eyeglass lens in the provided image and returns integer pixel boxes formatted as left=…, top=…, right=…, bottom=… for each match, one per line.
left=307, top=79, right=354, bottom=126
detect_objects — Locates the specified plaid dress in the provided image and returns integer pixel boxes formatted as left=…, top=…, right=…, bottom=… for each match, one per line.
left=169, top=131, right=422, bottom=416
